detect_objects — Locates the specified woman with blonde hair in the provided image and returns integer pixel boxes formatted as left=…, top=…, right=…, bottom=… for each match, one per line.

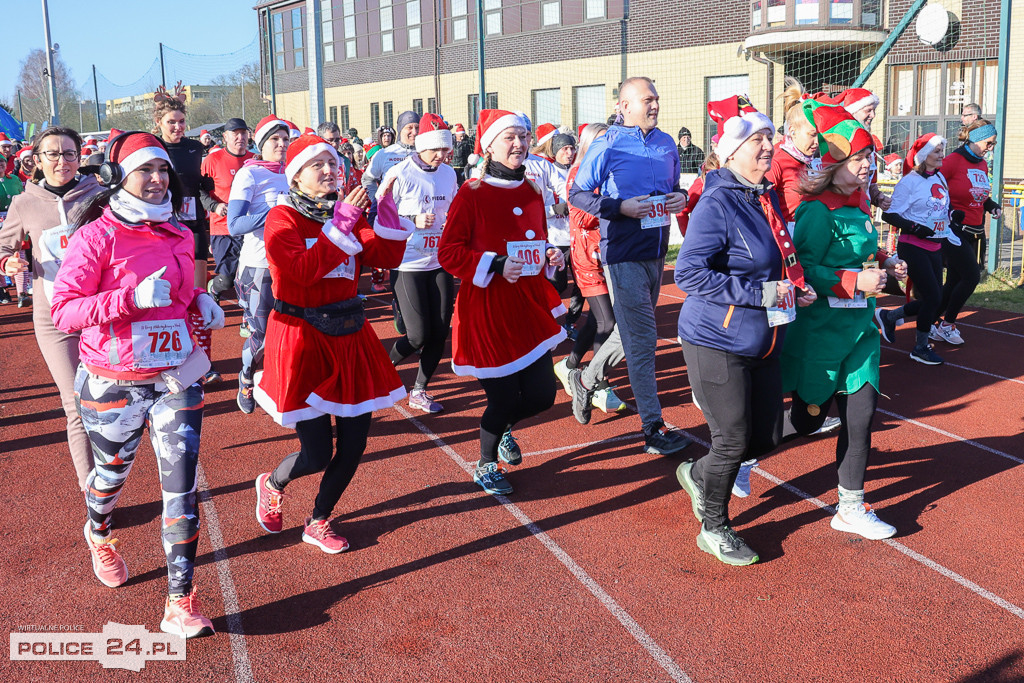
left=766, top=78, right=829, bottom=226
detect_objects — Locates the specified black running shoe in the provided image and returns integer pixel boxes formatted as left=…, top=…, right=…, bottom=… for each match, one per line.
left=910, top=343, right=943, bottom=365
left=643, top=420, right=692, bottom=456
left=569, top=368, right=594, bottom=425
left=874, top=307, right=896, bottom=343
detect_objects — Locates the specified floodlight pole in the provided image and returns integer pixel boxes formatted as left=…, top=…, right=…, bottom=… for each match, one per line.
left=41, top=0, right=60, bottom=125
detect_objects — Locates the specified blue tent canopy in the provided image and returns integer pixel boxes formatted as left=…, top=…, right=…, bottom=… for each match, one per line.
left=0, top=108, right=24, bottom=141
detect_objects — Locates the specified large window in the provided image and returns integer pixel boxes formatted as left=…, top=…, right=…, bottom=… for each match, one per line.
left=407, top=1, right=422, bottom=49
left=542, top=0, right=560, bottom=26
left=485, top=0, right=502, bottom=35
left=291, top=7, right=305, bottom=68
left=428, top=97, right=437, bottom=114
left=452, top=0, right=468, bottom=41
left=469, top=92, right=499, bottom=130
left=340, top=105, right=350, bottom=133
left=370, top=102, right=381, bottom=131
left=384, top=101, right=394, bottom=128
left=572, top=85, right=605, bottom=129
left=272, top=12, right=286, bottom=71
left=321, top=0, right=335, bottom=62
left=532, top=88, right=561, bottom=128
left=795, top=0, right=818, bottom=25
left=329, top=106, right=338, bottom=124
left=705, top=75, right=750, bottom=150
left=585, top=0, right=605, bottom=20
left=343, top=0, right=356, bottom=59
left=381, top=0, right=394, bottom=52
left=413, top=98, right=424, bottom=116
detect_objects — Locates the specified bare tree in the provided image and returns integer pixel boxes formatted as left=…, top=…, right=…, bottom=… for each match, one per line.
left=210, top=63, right=269, bottom=125
left=15, top=49, right=82, bottom=130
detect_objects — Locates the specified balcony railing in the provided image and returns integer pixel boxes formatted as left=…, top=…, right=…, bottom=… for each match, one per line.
left=751, top=0, right=883, bottom=33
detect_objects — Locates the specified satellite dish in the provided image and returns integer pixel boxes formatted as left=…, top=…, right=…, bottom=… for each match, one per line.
left=916, top=4, right=950, bottom=46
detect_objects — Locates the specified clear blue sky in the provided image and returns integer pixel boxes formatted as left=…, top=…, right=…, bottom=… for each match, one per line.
left=0, top=0, right=261, bottom=104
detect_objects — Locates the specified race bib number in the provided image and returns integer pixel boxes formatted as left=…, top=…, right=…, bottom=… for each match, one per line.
left=412, top=228, right=443, bottom=257
left=305, top=237, right=356, bottom=280
left=930, top=220, right=950, bottom=240
left=828, top=293, right=867, bottom=309
left=507, top=240, right=546, bottom=276
left=39, top=223, right=76, bottom=301
left=766, top=282, right=796, bottom=327
left=640, top=195, right=671, bottom=230
left=131, top=319, right=192, bottom=369
left=180, top=197, right=197, bottom=221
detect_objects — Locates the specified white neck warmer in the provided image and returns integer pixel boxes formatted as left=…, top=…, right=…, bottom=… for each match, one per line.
left=109, top=188, right=173, bottom=224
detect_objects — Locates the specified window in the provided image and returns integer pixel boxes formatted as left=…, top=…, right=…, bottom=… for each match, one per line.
left=408, top=1, right=422, bottom=48
left=917, top=64, right=941, bottom=116
left=891, top=66, right=914, bottom=116
left=382, top=32, right=394, bottom=52
left=428, top=97, right=437, bottom=114
left=796, top=0, right=818, bottom=25
left=542, top=1, right=560, bottom=26
left=452, top=0, right=468, bottom=41
left=585, top=0, right=605, bottom=20
left=468, top=92, right=499, bottom=128
left=346, top=40, right=356, bottom=59
left=705, top=75, right=750, bottom=150
left=861, top=0, right=880, bottom=26
left=329, top=106, right=338, bottom=124
left=381, top=0, right=394, bottom=52
left=486, top=9, right=502, bottom=35
left=532, top=88, right=561, bottom=128
left=272, top=12, right=286, bottom=71
left=752, top=0, right=761, bottom=28
left=343, top=0, right=357, bottom=59
left=830, top=0, right=853, bottom=24
left=291, top=8, right=305, bottom=68
left=767, top=0, right=785, bottom=26
left=321, top=0, right=335, bottom=62
left=384, top=101, right=394, bottom=128
left=413, top=99, right=424, bottom=116
left=572, top=85, right=605, bottom=129
left=371, top=102, right=381, bottom=131
left=340, top=105, right=350, bottom=133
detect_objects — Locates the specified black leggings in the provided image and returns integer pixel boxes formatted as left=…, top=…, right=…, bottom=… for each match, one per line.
left=898, top=241, right=944, bottom=333
left=269, top=412, right=372, bottom=521
left=567, top=293, right=616, bottom=370
left=938, top=232, right=982, bottom=325
left=390, top=268, right=455, bottom=388
left=477, top=352, right=557, bottom=464
left=548, top=246, right=585, bottom=323
left=682, top=340, right=783, bottom=529
left=784, top=383, right=878, bottom=491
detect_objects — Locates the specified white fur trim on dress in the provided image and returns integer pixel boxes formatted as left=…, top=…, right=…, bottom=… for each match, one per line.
left=415, top=129, right=453, bottom=152
left=119, top=146, right=172, bottom=177
left=451, top=328, right=567, bottom=379
left=322, top=222, right=364, bottom=255
left=480, top=113, right=531, bottom=152
left=914, top=135, right=946, bottom=166
left=551, top=303, right=567, bottom=317
left=285, top=142, right=340, bottom=184
left=481, top=176, right=524, bottom=188
left=843, top=94, right=880, bottom=116
left=373, top=216, right=416, bottom=241
left=306, top=387, right=408, bottom=419
left=473, top=251, right=497, bottom=288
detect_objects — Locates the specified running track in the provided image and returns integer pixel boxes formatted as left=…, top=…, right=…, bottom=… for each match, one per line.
left=2, top=267, right=1022, bottom=682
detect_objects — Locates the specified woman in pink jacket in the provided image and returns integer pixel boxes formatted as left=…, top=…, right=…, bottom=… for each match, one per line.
left=50, top=132, right=224, bottom=640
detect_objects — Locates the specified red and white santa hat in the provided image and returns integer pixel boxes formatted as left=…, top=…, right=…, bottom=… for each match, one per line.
left=883, top=153, right=901, bottom=170
left=107, top=132, right=171, bottom=176
left=284, top=133, right=339, bottom=185
left=254, top=115, right=290, bottom=150
left=833, top=88, right=880, bottom=116
left=200, top=129, right=210, bottom=137
left=452, top=123, right=466, bottom=134
left=535, top=123, right=557, bottom=147
left=903, top=132, right=946, bottom=176
left=17, top=146, right=32, bottom=160
left=0, top=133, right=10, bottom=144
left=415, top=113, right=453, bottom=152
left=474, top=109, right=531, bottom=157
left=282, top=120, right=300, bottom=139
left=707, top=95, right=774, bottom=163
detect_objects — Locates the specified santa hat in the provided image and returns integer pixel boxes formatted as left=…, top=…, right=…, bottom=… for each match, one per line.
left=17, top=147, right=32, bottom=159
left=200, top=129, right=210, bottom=137
left=85, top=137, right=97, bottom=146
left=707, top=95, right=774, bottom=162
left=284, top=133, right=339, bottom=185
left=474, top=109, right=531, bottom=157
left=883, top=153, right=901, bottom=170
left=809, top=104, right=873, bottom=164
left=82, top=144, right=98, bottom=154
left=254, top=115, right=290, bottom=150
left=903, top=133, right=945, bottom=176
left=452, top=123, right=466, bottom=134
left=303, top=127, right=316, bottom=136
left=535, top=123, right=557, bottom=147
left=833, top=88, right=880, bottom=116
left=107, top=132, right=171, bottom=177
left=281, top=120, right=300, bottom=139
left=0, top=133, right=10, bottom=144
left=415, top=113, right=453, bottom=152
left=577, top=124, right=590, bottom=139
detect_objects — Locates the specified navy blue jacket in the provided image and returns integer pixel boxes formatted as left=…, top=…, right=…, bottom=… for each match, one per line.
left=675, top=169, right=788, bottom=359
left=569, top=125, right=681, bottom=265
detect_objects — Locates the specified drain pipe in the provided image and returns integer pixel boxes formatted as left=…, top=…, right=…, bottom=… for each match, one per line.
left=750, top=52, right=774, bottom=120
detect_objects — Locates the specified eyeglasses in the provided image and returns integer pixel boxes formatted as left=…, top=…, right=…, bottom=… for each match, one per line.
left=38, top=150, right=80, bottom=162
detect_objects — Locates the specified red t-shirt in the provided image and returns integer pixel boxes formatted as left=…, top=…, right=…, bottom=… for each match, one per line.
left=765, top=144, right=809, bottom=224
left=201, top=148, right=254, bottom=235
left=941, top=149, right=991, bottom=226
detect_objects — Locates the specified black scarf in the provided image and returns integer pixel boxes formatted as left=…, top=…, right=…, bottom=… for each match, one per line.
left=44, top=177, right=80, bottom=198
left=487, top=160, right=526, bottom=181
left=290, top=188, right=338, bottom=223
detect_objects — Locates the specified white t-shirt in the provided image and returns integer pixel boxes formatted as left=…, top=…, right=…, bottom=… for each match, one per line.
left=524, top=154, right=570, bottom=247
left=362, top=144, right=415, bottom=195
left=378, top=157, right=458, bottom=271
left=229, top=163, right=290, bottom=270
left=888, top=170, right=960, bottom=246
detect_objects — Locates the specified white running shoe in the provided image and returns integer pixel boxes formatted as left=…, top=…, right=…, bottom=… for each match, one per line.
left=929, top=322, right=964, bottom=345
left=830, top=502, right=896, bottom=540
left=591, top=387, right=626, bottom=413
left=732, top=459, right=757, bottom=498
left=553, top=358, right=573, bottom=396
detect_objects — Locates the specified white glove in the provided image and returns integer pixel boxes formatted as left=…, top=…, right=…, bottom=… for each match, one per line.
left=196, top=293, right=225, bottom=330
left=133, top=266, right=172, bottom=309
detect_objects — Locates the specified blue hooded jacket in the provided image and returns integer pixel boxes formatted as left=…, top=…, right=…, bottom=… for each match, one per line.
left=674, top=168, right=790, bottom=359
left=569, top=125, right=681, bottom=265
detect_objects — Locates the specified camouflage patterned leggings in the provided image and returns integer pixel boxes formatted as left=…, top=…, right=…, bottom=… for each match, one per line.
left=74, top=366, right=204, bottom=596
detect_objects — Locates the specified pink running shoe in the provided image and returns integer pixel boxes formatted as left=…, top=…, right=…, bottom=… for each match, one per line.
left=84, top=521, right=128, bottom=588
left=160, top=590, right=215, bottom=639
left=255, top=473, right=284, bottom=534
left=302, top=517, right=350, bottom=554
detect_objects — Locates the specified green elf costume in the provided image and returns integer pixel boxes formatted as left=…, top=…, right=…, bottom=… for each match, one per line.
left=780, top=102, right=899, bottom=541
left=0, top=153, right=23, bottom=211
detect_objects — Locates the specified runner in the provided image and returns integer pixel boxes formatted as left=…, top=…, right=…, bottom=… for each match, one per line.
left=451, top=123, right=474, bottom=185
left=252, top=134, right=412, bottom=553
left=780, top=104, right=905, bottom=541
left=0, top=126, right=102, bottom=490
left=0, top=147, right=26, bottom=306
left=558, top=122, right=627, bottom=419
left=764, top=79, right=825, bottom=227
left=50, top=131, right=223, bottom=637
left=15, top=146, right=35, bottom=185
left=933, top=118, right=1000, bottom=343
left=227, top=115, right=291, bottom=413
left=674, top=97, right=816, bottom=566
left=378, top=113, right=458, bottom=413
left=363, top=116, right=417, bottom=294
left=569, top=76, right=692, bottom=456
left=832, top=87, right=892, bottom=211
left=437, top=109, right=567, bottom=495
left=876, top=133, right=953, bottom=365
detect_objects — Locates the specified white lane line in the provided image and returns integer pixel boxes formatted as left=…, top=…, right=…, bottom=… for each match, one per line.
left=395, top=405, right=693, bottom=683
left=196, top=464, right=254, bottom=683
left=753, top=467, right=1024, bottom=621
left=875, top=408, right=1024, bottom=465
left=880, top=345, right=1024, bottom=385
left=523, top=433, right=637, bottom=457
left=956, top=320, right=1024, bottom=339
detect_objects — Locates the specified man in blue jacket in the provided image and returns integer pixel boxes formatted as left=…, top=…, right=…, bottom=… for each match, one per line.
left=568, top=76, right=691, bottom=455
